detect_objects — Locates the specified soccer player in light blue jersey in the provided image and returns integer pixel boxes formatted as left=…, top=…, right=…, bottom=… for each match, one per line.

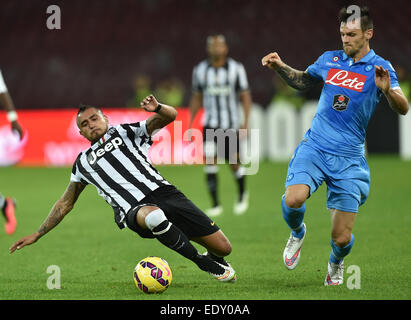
left=262, top=6, right=409, bottom=285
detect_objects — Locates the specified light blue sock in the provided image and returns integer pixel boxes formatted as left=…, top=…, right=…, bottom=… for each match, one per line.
left=329, top=234, right=355, bottom=264
left=281, top=195, right=306, bottom=239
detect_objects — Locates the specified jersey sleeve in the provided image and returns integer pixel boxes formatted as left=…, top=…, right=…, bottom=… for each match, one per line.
left=70, top=154, right=88, bottom=185
left=121, top=121, right=153, bottom=146
left=236, top=63, right=249, bottom=92
left=126, top=120, right=149, bottom=137
left=0, top=70, right=8, bottom=94
left=306, top=52, right=327, bottom=80
left=386, top=61, right=400, bottom=90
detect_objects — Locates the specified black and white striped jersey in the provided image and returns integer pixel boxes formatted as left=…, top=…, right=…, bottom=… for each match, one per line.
left=70, top=120, right=170, bottom=227
left=192, top=57, right=249, bottom=130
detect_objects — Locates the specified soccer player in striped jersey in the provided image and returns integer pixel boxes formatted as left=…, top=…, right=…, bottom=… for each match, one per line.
left=10, top=95, right=236, bottom=282
left=189, top=34, right=253, bottom=217
left=0, top=69, right=23, bottom=235
left=262, top=6, right=408, bottom=285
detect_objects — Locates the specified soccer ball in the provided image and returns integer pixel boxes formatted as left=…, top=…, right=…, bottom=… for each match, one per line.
left=133, top=256, right=172, bottom=294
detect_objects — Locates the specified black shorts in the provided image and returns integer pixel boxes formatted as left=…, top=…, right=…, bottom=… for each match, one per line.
left=126, top=185, right=220, bottom=239
left=203, top=127, right=239, bottom=163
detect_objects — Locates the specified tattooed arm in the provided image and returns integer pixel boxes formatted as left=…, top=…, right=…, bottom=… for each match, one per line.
left=262, top=52, right=322, bottom=90
left=140, top=94, right=178, bottom=136
left=9, top=182, right=86, bottom=253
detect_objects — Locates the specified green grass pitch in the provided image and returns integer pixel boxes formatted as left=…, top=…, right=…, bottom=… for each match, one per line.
left=0, top=156, right=410, bottom=300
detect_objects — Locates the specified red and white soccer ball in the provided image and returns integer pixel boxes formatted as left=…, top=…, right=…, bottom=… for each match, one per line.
left=133, top=256, right=172, bottom=294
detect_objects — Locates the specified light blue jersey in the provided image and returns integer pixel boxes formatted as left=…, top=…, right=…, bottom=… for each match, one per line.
left=285, top=49, right=400, bottom=212
left=306, top=49, right=399, bottom=157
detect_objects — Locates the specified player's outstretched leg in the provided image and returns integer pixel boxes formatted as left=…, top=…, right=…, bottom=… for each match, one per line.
left=1, top=195, right=17, bottom=235
left=192, top=230, right=237, bottom=282
left=281, top=185, right=309, bottom=270
left=140, top=206, right=235, bottom=282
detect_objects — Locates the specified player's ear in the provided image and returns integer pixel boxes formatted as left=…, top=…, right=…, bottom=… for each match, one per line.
left=364, top=28, right=373, bottom=40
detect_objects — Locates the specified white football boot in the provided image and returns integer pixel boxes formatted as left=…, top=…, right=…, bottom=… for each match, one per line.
left=205, top=205, right=223, bottom=217
left=209, top=261, right=237, bottom=282
left=203, top=252, right=237, bottom=282
left=233, top=191, right=249, bottom=215
left=324, top=260, right=344, bottom=286
left=283, top=223, right=306, bottom=270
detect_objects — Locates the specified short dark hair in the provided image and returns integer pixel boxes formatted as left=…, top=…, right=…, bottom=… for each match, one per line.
left=77, top=104, right=102, bottom=117
left=339, top=5, right=373, bottom=31
left=76, top=104, right=104, bottom=128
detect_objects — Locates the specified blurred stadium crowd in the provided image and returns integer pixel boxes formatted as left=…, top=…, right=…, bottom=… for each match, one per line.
left=0, top=0, right=410, bottom=109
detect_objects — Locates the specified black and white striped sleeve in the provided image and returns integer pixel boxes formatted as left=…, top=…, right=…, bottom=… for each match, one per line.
left=192, top=64, right=203, bottom=93
left=70, top=153, right=89, bottom=185
left=122, top=120, right=148, bottom=137
left=120, top=121, right=152, bottom=146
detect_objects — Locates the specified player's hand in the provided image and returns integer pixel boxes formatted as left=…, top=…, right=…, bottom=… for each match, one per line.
left=9, top=233, right=39, bottom=254
left=140, top=94, right=160, bottom=112
left=11, top=120, right=23, bottom=140
left=374, top=65, right=391, bottom=94
left=261, top=52, right=284, bottom=70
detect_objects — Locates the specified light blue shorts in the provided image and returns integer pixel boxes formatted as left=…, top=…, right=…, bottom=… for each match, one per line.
left=285, top=140, right=370, bottom=213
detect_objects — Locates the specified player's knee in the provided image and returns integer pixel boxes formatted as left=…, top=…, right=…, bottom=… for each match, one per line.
left=136, top=206, right=162, bottom=229
left=284, top=194, right=305, bottom=209
left=332, top=232, right=352, bottom=248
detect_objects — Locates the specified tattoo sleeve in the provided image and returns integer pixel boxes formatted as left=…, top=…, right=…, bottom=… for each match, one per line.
left=146, top=116, right=165, bottom=135
left=145, top=104, right=177, bottom=135
left=37, top=182, right=85, bottom=237
left=276, top=64, right=321, bottom=91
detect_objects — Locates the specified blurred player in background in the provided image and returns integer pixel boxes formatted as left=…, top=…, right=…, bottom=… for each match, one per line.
left=189, top=34, right=253, bottom=217
left=10, top=95, right=237, bottom=282
left=262, top=6, right=408, bottom=285
left=0, top=69, right=23, bottom=235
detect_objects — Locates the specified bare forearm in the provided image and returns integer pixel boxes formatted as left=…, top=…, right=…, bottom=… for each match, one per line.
left=240, top=91, right=252, bottom=128
left=0, top=92, right=15, bottom=112
left=36, top=200, right=72, bottom=238
left=156, top=103, right=177, bottom=121
left=146, top=104, right=177, bottom=134
left=36, top=182, right=83, bottom=238
left=189, top=104, right=201, bottom=126
left=275, top=64, right=318, bottom=91
left=9, top=182, right=84, bottom=253
left=384, top=89, right=409, bottom=115
left=189, top=93, right=202, bottom=126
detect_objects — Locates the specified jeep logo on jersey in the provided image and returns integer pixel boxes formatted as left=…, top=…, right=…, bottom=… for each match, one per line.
left=88, top=136, right=123, bottom=165
left=325, top=69, right=366, bottom=92
left=332, top=94, right=350, bottom=111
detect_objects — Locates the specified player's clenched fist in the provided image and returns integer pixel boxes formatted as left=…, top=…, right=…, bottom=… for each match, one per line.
left=140, top=94, right=160, bottom=112
left=261, top=52, right=284, bottom=70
